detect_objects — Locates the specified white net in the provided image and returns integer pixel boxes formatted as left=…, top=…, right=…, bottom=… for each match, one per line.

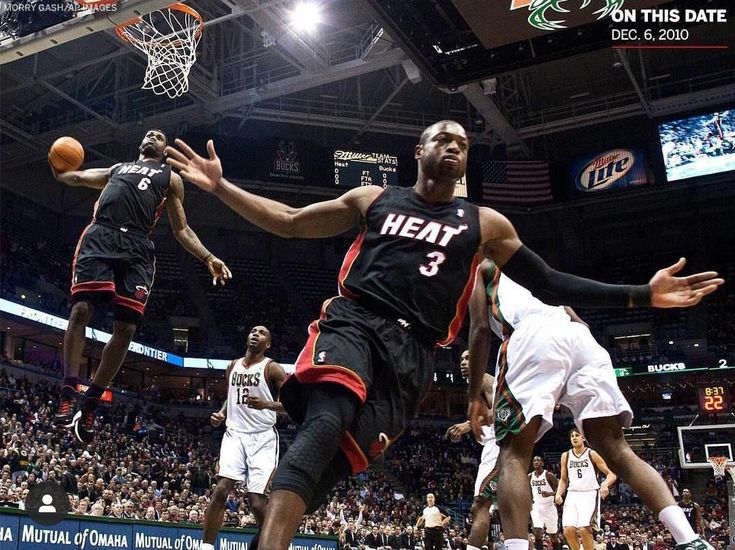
left=116, top=4, right=202, bottom=98
left=709, top=457, right=728, bottom=480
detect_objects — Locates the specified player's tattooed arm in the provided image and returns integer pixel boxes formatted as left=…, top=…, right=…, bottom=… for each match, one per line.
left=50, top=164, right=113, bottom=189
left=167, top=172, right=232, bottom=286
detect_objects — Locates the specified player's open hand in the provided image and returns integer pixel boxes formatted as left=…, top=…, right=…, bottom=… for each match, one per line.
left=165, top=139, right=222, bottom=192
left=469, top=397, right=491, bottom=443
left=206, top=256, right=232, bottom=286
left=649, top=258, right=723, bottom=308
left=210, top=412, right=225, bottom=427
left=445, top=421, right=470, bottom=442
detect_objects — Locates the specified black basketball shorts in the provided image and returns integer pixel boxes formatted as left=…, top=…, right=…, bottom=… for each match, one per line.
left=279, top=296, right=436, bottom=474
left=70, top=223, right=155, bottom=319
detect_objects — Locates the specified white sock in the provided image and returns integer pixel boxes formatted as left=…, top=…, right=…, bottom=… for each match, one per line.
left=467, top=546, right=482, bottom=550
left=201, top=544, right=215, bottom=550
left=658, top=505, right=697, bottom=544
left=506, top=538, right=530, bottom=550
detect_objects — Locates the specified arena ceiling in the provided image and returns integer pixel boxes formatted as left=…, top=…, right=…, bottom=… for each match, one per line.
left=0, top=0, right=734, bottom=173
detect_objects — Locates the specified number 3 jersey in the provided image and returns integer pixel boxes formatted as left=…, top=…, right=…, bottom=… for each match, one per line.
left=226, top=357, right=277, bottom=433
left=93, top=161, right=171, bottom=234
left=338, top=186, right=481, bottom=346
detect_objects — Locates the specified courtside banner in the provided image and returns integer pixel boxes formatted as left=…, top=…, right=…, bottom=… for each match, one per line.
left=569, top=147, right=649, bottom=195
left=0, top=508, right=338, bottom=550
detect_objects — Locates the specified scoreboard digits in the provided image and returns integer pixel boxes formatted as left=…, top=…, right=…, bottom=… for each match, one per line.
left=697, top=385, right=730, bottom=413
left=334, top=150, right=398, bottom=188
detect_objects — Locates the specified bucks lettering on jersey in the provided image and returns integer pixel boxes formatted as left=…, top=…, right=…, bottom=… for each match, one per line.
left=531, top=470, right=554, bottom=504
left=93, top=161, right=171, bottom=234
left=338, top=186, right=481, bottom=345
left=226, top=357, right=276, bottom=433
left=567, top=448, right=599, bottom=491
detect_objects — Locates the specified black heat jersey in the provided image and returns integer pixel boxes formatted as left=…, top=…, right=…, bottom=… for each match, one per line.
left=338, top=186, right=482, bottom=345
left=679, top=501, right=698, bottom=530
left=93, top=160, right=171, bottom=234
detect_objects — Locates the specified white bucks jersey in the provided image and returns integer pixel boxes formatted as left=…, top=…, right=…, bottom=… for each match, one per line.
left=567, top=448, right=599, bottom=492
left=531, top=470, right=554, bottom=504
left=486, top=265, right=569, bottom=340
left=226, top=357, right=276, bottom=433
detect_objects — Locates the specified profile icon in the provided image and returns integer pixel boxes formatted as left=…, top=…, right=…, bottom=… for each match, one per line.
left=25, top=481, right=68, bottom=526
left=39, top=494, right=57, bottom=514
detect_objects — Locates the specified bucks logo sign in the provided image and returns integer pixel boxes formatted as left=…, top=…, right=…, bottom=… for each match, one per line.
left=511, top=0, right=625, bottom=31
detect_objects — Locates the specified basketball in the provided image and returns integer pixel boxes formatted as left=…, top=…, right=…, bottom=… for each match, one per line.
left=49, top=136, right=84, bottom=173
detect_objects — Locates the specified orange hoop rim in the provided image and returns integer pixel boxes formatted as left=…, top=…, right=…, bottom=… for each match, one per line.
left=115, top=3, right=203, bottom=46
left=709, top=456, right=729, bottom=465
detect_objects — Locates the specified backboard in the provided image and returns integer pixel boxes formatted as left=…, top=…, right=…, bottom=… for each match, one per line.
left=677, top=423, right=735, bottom=469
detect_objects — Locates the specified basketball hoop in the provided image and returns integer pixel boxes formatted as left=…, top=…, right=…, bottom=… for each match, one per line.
left=115, top=3, right=203, bottom=98
left=708, top=456, right=729, bottom=480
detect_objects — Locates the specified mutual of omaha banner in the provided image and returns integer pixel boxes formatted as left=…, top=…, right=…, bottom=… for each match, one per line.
left=0, top=509, right=338, bottom=550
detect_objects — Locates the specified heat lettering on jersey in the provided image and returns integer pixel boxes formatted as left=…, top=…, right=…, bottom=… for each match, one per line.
left=379, top=213, right=469, bottom=247
left=117, top=164, right=164, bottom=177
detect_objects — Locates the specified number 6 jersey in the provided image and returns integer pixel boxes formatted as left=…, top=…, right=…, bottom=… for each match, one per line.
left=226, top=357, right=277, bottom=433
left=338, top=186, right=481, bottom=346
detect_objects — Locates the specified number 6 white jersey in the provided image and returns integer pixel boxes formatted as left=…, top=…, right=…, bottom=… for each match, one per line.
left=567, top=448, right=599, bottom=492
left=226, top=357, right=277, bottom=433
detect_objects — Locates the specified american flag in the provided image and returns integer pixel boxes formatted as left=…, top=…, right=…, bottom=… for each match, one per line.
left=481, top=161, right=552, bottom=205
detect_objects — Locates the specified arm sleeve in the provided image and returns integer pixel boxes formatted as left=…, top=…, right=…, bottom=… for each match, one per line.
left=500, top=245, right=650, bottom=308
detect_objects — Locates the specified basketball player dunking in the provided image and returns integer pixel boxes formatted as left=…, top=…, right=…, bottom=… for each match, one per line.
left=202, top=325, right=286, bottom=550
left=166, top=120, right=722, bottom=550
left=678, top=489, right=704, bottom=537
left=50, top=129, right=231, bottom=443
left=529, top=456, right=559, bottom=550
left=446, top=349, right=497, bottom=550
left=556, top=429, right=615, bottom=550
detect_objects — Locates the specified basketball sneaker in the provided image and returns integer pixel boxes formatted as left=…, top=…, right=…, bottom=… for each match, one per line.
left=675, top=537, right=716, bottom=550
left=53, top=384, right=79, bottom=426
left=72, top=397, right=99, bottom=444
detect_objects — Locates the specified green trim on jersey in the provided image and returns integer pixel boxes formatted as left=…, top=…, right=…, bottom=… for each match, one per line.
left=493, top=341, right=526, bottom=442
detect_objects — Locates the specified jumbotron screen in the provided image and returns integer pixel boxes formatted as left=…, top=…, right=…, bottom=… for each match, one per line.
left=658, top=109, right=735, bottom=182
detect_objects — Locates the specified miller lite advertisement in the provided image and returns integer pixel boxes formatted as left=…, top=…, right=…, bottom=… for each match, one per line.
left=569, top=148, right=649, bottom=195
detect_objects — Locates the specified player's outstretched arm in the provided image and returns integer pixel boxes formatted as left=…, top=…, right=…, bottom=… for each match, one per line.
left=165, top=138, right=382, bottom=238
left=468, top=260, right=493, bottom=442
left=479, top=208, right=723, bottom=309
left=49, top=162, right=112, bottom=190
left=166, top=173, right=232, bottom=286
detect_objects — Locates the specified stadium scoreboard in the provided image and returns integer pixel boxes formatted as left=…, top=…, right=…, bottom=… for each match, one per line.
left=334, top=150, right=398, bottom=187
left=697, top=384, right=730, bottom=413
